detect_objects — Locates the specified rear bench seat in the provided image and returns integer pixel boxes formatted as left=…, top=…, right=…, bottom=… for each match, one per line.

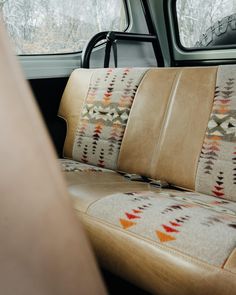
left=58, top=66, right=236, bottom=294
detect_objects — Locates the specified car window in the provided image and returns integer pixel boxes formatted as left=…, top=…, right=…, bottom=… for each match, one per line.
left=176, top=0, right=236, bottom=48
left=1, top=0, right=127, bottom=55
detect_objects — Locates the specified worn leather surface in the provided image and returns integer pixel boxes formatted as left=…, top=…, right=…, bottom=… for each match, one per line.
left=0, top=21, right=106, bottom=295
left=151, top=67, right=217, bottom=189
left=58, top=69, right=93, bottom=158
left=119, top=67, right=217, bottom=188
left=118, top=68, right=178, bottom=176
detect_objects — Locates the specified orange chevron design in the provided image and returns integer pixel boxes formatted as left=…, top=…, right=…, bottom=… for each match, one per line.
left=119, top=219, right=136, bottom=229
left=156, top=230, right=176, bottom=243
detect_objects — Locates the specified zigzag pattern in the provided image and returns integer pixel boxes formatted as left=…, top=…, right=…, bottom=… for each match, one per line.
left=212, top=171, right=225, bottom=198
left=156, top=215, right=190, bottom=243
left=98, top=148, right=105, bottom=167
left=207, top=78, right=235, bottom=142
left=76, top=119, right=88, bottom=148
left=72, top=68, right=148, bottom=170
left=196, top=66, right=236, bottom=201
left=233, top=147, right=236, bottom=185
left=87, top=77, right=100, bottom=103
left=199, top=138, right=220, bottom=175
left=81, top=144, right=88, bottom=163
left=119, top=199, right=152, bottom=230
left=88, top=191, right=236, bottom=265
left=212, top=78, right=233, bottom=113
left=92, top=122, right=103, bottom=154
left=108, top=123, right=124, bottom=156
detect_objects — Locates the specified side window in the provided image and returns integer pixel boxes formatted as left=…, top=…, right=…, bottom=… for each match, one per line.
left=176, top=0, right=236, bottom=48
left=1, top=0, right=127, bottom=55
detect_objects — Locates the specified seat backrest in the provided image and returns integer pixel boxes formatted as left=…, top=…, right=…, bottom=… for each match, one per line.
left=59, top=68, right=148, bottom=170
left=0, top=20, right=106, bottom=295
left=59, top=65, right=236, bottom=202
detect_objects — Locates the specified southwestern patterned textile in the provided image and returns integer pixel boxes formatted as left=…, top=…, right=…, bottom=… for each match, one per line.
left=87, top=191, right=236, bottom=266
left=60, top=159, right=113, bottom=172
left=196, top=65, right=236, bottom=201
left=72, top=68, right=148, bottom=170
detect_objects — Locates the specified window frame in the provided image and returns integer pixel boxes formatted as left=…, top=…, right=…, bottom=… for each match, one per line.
left=162, top=0, right=236, bottom=66
left=172, top=0, right=236, bottom=52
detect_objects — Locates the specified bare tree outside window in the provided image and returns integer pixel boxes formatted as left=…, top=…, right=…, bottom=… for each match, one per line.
left=177, top=0, right=236, bottom=47
left=0, top=0, right=126, bottom=54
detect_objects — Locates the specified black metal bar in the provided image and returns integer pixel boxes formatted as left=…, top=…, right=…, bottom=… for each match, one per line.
left=81, top=31, right=108, bottom=68
left=105, top=33, right=118, bottom=68
left=140, top=0, right=156, bottom=35
left=108, top=31, right=156, bottom=42
left=81, top=0, right=164, bottom=68
left=81, top=31, right=158, bottom=68
left=107, top=31, right=157, bottom=42
left=140, top=0, right=164, bottom=66
left=104, top=39, right=113, bottom=68
left=113, top=41, right=118, bottom=68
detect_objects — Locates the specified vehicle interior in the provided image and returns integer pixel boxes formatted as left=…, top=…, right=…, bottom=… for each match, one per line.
left=1, top=0, right=236, bottom=294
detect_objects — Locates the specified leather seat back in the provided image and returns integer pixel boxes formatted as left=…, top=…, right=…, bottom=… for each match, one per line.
left=118, top=67, right=217, bottom=190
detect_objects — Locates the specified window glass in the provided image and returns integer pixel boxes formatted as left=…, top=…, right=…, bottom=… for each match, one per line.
left=176, top=0, right=236, bottom=48
left=0, top=0, right=127, bottom=54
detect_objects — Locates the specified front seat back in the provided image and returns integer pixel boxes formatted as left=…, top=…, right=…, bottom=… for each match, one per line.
left=0, top=20, right=106, bottom=295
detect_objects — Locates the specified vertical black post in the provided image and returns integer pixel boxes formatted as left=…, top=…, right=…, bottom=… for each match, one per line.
left=140, top=0, right=164, bottom=66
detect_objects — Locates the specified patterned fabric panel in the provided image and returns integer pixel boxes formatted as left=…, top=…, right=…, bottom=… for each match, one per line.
left=169, top=191, right=236, bottom=217
left=87, top=191, right=236, bottom=266
left=196, top=65, right=236, bottom=201
left=60, top=159, right=114, bottom=172
left=72, top=68, right=148, bottom=170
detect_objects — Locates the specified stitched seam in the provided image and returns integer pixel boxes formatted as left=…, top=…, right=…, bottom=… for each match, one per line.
left=80, top=190, right=236, bottom=268
left=77, top=211, right=236, bottom=274
left=85, top=188, right=236, bottom=217
left=83, top=185, right=154, bottom=212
